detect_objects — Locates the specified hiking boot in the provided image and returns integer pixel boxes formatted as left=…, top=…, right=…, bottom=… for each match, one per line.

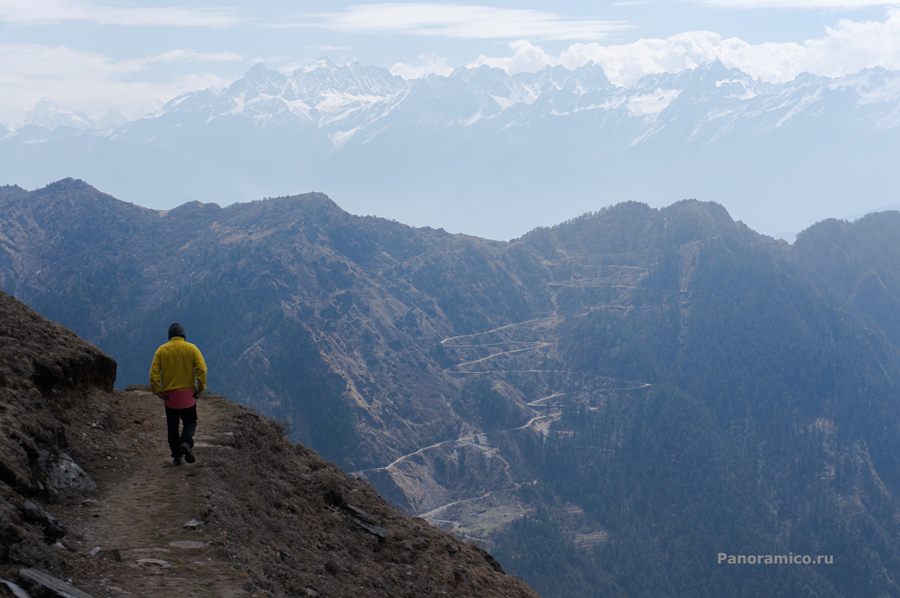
left=173, top=455, right=182, bottom=466
left=180, top=441, right=195, bottom=464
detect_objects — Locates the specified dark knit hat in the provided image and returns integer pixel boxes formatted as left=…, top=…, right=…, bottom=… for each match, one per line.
left=168, top=322, right=186, bottom=339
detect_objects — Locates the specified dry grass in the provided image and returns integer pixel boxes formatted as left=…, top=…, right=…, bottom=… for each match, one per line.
left=203, top=406, right=540, bottom=598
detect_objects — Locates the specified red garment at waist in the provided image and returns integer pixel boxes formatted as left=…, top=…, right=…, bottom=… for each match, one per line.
left=165, top=388, right=196, bottom=409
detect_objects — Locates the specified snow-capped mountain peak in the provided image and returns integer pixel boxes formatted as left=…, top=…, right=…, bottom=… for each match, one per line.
left=107, top=60, right=900, bottom=151
left=7, top=59, right=900, bottom=244
left=25, top=98, right=95, bottom=132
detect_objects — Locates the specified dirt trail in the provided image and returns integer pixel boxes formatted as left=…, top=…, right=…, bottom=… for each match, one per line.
left=438, top=315, right=561, bottom=345
left=453, top=342, right=552, bottom=369
left=60, top=388, right=250, bottom=598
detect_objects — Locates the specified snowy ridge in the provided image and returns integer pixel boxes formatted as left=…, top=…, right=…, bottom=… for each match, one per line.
left=20, top=59, right=900, bottom=145
left=3, top=58, right=900, bottom=242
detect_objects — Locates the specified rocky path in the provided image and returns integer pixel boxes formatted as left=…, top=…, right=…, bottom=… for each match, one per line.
left=57, top=388, right=250, bottom=598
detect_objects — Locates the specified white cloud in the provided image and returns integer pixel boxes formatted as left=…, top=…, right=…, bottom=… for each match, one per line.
left=0, top=44, right=239, bottom=121
left=0, top=0, right=240, bottom=27
left=467, top=10, right=900, bottom=85
left=391, top=54, right=455, bottom=79
left=700, top=0, right=899, bottom=8
left=468, top=40, right=560, bottom=75
left=292, top=3, right=630, bottom=41
left=150, top=50, right=245, bottom=63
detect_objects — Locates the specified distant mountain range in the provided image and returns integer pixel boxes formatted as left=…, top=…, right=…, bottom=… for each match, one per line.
left=6, top=178, right=900, bottom=597
left=2, top=60, right=899, bottom=239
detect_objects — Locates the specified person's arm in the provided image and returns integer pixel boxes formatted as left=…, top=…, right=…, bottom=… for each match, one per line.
left=149, top=348, right=164, bottom=398
left=193, top=345, right=208, bottom=394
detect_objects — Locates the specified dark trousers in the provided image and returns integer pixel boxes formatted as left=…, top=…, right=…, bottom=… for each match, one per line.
left=165, top=405, right=197, bottom=459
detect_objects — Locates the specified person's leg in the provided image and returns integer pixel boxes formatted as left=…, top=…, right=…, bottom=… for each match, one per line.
left=179, top=405, right=198, bottom=463
left=165, top=406, right=181, bottom=459
left=180, top=405, right=197, bottom=447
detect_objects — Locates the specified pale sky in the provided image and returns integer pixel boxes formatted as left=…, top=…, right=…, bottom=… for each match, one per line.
left=1, top=0, right=900, bottom=123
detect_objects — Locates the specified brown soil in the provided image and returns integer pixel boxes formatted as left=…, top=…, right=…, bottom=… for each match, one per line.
left=51, top=388, right=250, bottom=598
left=20, top=387, right=540, bottom=598
left=198, top=399, right=540, bottom=598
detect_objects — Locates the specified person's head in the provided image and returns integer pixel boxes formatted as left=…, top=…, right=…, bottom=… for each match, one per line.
left=168, top=322, right=186, bottom=340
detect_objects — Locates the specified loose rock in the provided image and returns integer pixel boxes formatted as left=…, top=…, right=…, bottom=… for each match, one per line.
left=47, top=453, right=97, bottom=493
left=135, top=558, right=173, bottom=569
left=1, top=578, right=33, bottom=598
left=17, top=568, right=95, bottom=598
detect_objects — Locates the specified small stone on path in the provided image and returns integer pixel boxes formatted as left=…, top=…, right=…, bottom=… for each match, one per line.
left=136, top=558, right=173, bottom=569
left=169, top=541, right=207, bottom=549
left=1, top=578, right=33, bottom=598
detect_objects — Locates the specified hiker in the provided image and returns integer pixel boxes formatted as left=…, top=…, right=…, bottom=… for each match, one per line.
left=149, top=322, right=208, bottom=466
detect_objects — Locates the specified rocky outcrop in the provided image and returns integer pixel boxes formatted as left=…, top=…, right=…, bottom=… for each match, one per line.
left=0, top=290, right=115, bottom=571
left=0, top=289, right=113, bottom=493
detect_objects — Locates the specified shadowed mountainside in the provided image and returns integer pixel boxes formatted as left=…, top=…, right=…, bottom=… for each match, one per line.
left=6, top=179, right=900, bottom=597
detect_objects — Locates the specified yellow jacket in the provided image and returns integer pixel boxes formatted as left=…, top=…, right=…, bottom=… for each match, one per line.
left=149, top=337, right=208, bottom=395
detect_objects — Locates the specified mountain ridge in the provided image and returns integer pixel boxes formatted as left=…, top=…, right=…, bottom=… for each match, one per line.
left=6, top=179, right=900, bottom=596
left=3, top=60, right=899, bottom=239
